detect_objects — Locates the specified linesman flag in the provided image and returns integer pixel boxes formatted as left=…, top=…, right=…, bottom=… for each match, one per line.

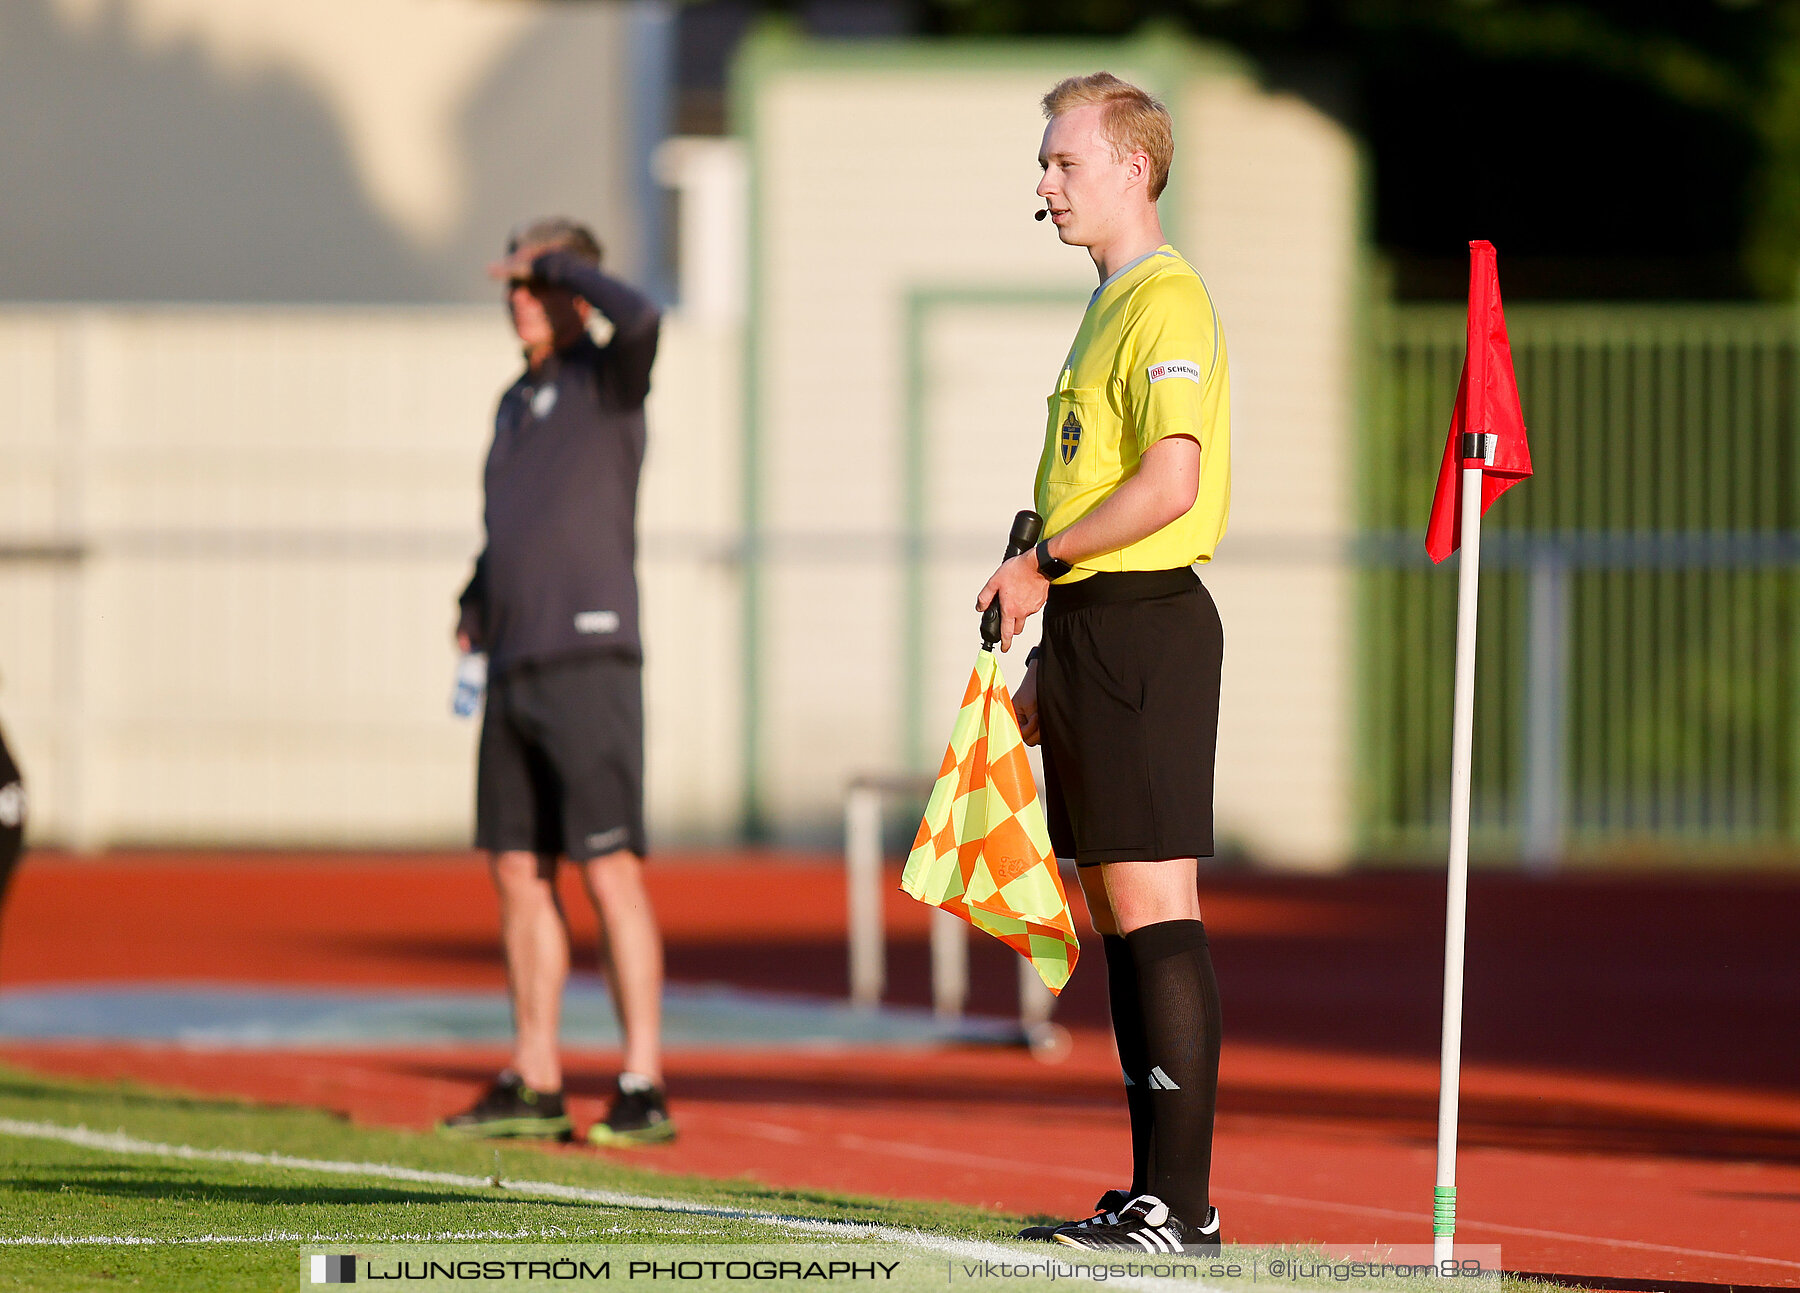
left=901, top=642, right=1080, bottom=994
left=1425, top=239, right=1533, bottom=563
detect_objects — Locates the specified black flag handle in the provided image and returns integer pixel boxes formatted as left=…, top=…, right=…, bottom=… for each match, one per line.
left=981, top=510, right=1045, bottom=650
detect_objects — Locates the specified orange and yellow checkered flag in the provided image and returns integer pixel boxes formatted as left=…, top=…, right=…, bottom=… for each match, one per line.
left=900, top=649, right=1080, bottom=993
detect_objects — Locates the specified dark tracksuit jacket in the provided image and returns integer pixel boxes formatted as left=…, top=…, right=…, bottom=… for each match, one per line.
left=458, top=252, right=661, bottom=675
left=0, top=718, right=22, bottom=915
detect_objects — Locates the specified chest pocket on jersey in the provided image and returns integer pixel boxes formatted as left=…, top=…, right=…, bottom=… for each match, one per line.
left=1045, top=387, right=1103, bottom=485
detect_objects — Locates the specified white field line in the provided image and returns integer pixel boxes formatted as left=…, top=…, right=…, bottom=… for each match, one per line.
left=0, top=1227, right=652, bottom=1246
left=0, top=1119, right=1213, bottom=1292
left=734, top=1120, right=1800, bottom=1274
left=20, top=1115, right=1792, bottom=1279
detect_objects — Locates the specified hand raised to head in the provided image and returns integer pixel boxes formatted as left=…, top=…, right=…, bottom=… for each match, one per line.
left=487, top=244, right=552, bottom=282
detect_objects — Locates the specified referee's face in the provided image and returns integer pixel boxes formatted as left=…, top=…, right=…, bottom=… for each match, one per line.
left=1037, top=104, right=1139, bottom=248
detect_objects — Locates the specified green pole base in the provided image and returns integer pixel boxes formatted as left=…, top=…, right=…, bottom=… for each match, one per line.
left=1433, top=1185, right=1456, bottom=1237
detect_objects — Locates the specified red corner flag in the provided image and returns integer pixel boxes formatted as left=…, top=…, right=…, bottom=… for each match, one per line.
left=1425, top=241, right=1532, bottom=563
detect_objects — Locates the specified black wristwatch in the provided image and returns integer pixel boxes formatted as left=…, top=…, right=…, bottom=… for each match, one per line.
left=1035, top=540, right=1072, bottom=581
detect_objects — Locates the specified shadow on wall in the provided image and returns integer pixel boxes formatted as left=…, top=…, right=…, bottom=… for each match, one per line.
left=0, top=0, right=637, bottom=302
left=447, top=12, right=640, bottom=301
left=0, top=0, right=432, bottom=301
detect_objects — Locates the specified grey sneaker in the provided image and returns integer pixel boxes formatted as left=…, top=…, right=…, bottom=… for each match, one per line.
left=586, top=1074, right=677, bottom=1146
left=437, top=1070, right=572, bottom=1140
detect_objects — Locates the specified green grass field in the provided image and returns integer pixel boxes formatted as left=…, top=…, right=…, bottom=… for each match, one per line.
left=0, top=1065, right=1546, bottom=1293
left=0, top=1064, right=1011, bottom=1291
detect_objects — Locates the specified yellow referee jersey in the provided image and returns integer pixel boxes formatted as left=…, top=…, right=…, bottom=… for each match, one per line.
left=1033, top=245, right=1230, bottom=577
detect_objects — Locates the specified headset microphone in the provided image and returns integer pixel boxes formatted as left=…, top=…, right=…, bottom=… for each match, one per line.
left=1034, top=209, right=1049, bottom=221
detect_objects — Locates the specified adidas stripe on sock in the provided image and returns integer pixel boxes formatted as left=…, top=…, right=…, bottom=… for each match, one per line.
left=1125, top=919, right=1222, bottom=1227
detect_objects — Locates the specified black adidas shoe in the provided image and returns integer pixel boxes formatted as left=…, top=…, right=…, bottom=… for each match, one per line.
left=1053, top=1194, right=1220, bottom=1255
left=1018, top=1189, right=1132, bottom=1242
left=586, top=1074, right=677, bottom=1146
left=437, top=1070, right=572, bottom=1140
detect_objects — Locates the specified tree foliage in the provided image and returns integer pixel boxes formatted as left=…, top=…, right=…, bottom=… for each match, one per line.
left=903, top=1, right=1798, bottom=297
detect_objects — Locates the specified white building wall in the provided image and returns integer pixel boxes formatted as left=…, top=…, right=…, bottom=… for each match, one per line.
left=0, top=0, right=654, bottom=302
left=0, top=34, right=1365, bottom=865
left=1179, top=79, right=1362, bottom=869
left=0, top=307, right=741, bottom=848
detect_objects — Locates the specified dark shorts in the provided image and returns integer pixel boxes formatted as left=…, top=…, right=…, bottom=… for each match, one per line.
left=476, top=653, right=647, bottom=861
left=1038, top=568, right=1223, bottom=866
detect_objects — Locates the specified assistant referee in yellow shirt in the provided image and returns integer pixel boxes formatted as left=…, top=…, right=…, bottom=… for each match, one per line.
left=977, top=73, right=1229, bottom=1255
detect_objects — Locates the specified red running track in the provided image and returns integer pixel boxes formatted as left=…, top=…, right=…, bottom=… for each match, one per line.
left=0, top=852, right=1797, bottom=1290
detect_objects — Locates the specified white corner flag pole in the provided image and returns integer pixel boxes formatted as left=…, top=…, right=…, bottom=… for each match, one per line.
left=1435, top=438, right=1491, bottom=1264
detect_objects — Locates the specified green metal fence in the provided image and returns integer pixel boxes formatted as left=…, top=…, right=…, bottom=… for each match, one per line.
left=1362, top=304, right=1800, bottom=865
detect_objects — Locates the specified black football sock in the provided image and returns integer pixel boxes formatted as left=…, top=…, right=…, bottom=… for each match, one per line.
left=1102, top=933, right=1154, bottom=1195
left=1126, top=918, right=1222, bottom=1226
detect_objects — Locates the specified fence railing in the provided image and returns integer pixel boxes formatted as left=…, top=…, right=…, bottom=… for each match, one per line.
left=1362, top=304, right=1800, bottom=864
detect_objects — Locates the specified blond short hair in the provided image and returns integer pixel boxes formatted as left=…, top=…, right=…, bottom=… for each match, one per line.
left=1041, top=72, right=1174, bottom=200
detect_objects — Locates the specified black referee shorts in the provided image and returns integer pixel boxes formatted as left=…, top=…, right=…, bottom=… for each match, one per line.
left=1038, top=567, right=1223, bottom=866
left=475, top=653, right=647, bottom=862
